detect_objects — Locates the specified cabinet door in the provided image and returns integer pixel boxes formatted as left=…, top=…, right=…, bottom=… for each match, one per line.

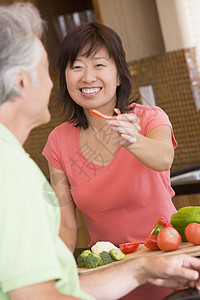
left=92, top=0, right=164, bottom=62
left=35, top=0, right=95, bottom=71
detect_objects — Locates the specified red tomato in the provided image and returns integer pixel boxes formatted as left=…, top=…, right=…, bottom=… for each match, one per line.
left=157, top=227, right=181, bottom=251
left=119, top=242, right=140, bottom=254
left=185, top=223, right=200, bottom=245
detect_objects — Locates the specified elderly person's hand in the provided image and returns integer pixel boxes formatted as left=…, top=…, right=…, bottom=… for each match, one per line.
left=143, top=254, right=200, bottom=290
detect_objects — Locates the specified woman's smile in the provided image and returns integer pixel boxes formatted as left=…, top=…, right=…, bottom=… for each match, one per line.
left=80, top=87, right=102, bottom=96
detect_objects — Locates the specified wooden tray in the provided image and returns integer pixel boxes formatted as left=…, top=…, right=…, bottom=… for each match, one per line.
left=78, top=242, right=200, bottom=274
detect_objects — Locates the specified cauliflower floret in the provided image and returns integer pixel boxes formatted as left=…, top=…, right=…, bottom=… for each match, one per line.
left=91, top=241, right=118, bottom=255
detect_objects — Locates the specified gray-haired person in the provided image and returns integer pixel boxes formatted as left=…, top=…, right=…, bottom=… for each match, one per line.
left=0, top=2, right=200, bottom=300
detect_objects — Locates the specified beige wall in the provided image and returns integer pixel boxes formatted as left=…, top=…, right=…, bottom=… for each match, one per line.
left=96, top=0, right=165, bottom=62
left=156, top=0, right=195, bottom=52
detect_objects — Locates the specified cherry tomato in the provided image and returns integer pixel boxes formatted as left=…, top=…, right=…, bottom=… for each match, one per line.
left=185, top=223, right=200, bottom=245
left=157, top=227, right=181, bottom=251
left=119, top=242, right=140, bottom=254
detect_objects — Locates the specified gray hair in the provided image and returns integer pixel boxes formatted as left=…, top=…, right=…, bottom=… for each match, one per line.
left=0, top=2, right=44, bottom=104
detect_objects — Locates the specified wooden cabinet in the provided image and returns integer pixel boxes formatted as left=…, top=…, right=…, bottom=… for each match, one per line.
left=35, top=0, right=96, bottom=71
left=92, top=0, right=165, bottom=63
left=1, top=0, right=165, bottom=64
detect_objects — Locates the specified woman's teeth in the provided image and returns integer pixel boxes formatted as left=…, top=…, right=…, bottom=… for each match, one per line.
left=81, top=88, right=101, bottom=94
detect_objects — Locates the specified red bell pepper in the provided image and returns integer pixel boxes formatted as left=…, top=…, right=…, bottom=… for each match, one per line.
left=144, top=217, right=173, bottom=251
left=90, top=108, right=121, bottom=120
left=119, top=242, right=140, bottom=254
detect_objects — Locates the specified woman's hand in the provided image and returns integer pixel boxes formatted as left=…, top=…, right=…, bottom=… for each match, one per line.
left=107, top=113, right=140, bottom=145
left=107, top=113, right=174, bottom=171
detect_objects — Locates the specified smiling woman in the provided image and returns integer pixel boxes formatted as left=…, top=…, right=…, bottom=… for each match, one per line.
left=56, top=22, right=131, bottom=129
left=42, top=22, right=177, bottom=257
left=64, top=46, right=120, bottom=111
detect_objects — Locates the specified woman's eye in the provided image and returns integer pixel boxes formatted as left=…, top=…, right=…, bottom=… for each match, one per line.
left=96, top=64, right=105, bottom=67
left=71, top=65, right=82, bottom=70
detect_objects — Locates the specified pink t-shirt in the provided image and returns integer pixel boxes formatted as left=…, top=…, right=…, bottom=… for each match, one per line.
left=43, top=104, right=177, bottom=246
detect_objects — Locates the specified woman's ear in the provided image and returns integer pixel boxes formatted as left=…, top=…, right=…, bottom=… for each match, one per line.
left=117, top=76, right=121, bottom=87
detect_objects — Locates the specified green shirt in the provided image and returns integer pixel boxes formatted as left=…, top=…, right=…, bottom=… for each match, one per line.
left=0, top=123, right=94, bottom=300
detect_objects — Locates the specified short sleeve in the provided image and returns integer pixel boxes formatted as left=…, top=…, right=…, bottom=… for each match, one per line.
left=43, top=128, right=63, bottom=170
left=0, top=159, right=62, bottom=293
left=136, top=105, right=177, bottom=149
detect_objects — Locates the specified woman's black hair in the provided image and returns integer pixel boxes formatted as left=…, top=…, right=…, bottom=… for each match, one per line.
left=58, top=22, right=134, bottom=129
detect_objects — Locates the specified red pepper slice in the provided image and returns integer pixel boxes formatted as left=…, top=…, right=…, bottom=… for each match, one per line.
left=119, top=242, right=140, bottom=254
left=144, top=217, right=173, bottom=251
left=155, top=216, right=173, bottom=228
left=144, top=230, right=160, bottom=251
left=90, top=108, right=121, bottom=120
left=113, top=108, right=121, bottom=115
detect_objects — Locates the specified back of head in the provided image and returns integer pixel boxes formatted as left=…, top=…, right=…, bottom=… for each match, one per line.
left=0, top=2, right=44, bottom=104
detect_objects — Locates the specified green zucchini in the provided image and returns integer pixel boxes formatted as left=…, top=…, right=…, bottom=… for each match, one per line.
left=170, top=206, right=200, bottom=241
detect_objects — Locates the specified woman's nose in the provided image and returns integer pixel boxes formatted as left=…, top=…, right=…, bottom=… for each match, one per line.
left=81, top=67, right=96, bottom=83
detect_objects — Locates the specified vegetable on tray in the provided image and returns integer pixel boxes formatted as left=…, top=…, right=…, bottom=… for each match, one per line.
left=91, top=241, right=118, bottom=255
left=185, top=223, right=200, bottom=245
left=144, top=216, right=173, bottom=250
left=153, top=225, right=164, bottom=237
left=77, top=250, right=100, bottom=269
left=110, top=248, right=125, bottom=261
left=77, top=241, right=125, bottom=269
left=119, top=242, right=140, bottom=254
left=157, top=227, right=181, bottom=251
left=77, top=250, right=92, bottom=268
left=90, top=108, right=121, bottom=120
left=171, top=206, right=200, bottom=242
left=84, top=253, right=101, bottom=269
left=99, top=251, right=113, bottom=266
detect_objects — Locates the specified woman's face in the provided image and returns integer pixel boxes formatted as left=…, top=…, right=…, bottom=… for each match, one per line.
left=65, top=47, right=120, bottom=111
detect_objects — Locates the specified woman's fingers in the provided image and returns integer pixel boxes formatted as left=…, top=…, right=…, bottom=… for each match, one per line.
left=107, top=113, right=140, bottom=129
left=107, top=115, right=140, bottom=136
left=116, top=113, right=140, bottom=125
left=105, top=113, right=140, bottom=146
